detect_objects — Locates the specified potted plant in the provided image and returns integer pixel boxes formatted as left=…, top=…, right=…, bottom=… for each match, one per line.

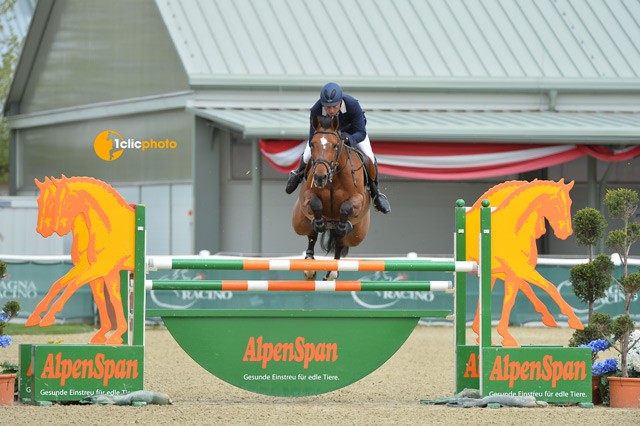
left=598, top=188, right=640, bottom=408
left=590, top=313, right=640, bottom=407
left=568, top=207, right=613, bottom=403
left=0, top=291, right=21, bottom=405
left=579, top=338, right=616, bottom=404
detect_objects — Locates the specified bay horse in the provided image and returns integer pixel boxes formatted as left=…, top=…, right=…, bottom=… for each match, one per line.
left=465, top=179, right=582, bottom=347
left=292, top=115, right=371, bottom=280
left=28, top=176, right=135, bottom=344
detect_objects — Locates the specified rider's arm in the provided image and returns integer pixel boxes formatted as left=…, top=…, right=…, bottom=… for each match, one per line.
left=343, top=96, right=367, bottom=144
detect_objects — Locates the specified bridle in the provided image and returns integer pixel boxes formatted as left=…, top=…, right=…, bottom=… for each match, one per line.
left=310, top=129, right=344, bottom=186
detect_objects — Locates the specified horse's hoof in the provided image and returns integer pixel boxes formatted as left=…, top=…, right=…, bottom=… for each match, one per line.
left=90, top=334, right=108, bottom=344
left=25, top=314, right=41, bottom=327
left=500, top=337, right=520, bottom=348
left=541, top=315, right=558, bottom=327
left=568, top=317, right=584, bottom=330
left=304, top=270, right=317, bottom=280
left=313, top=218, right=326, bottom=233
left=324, top=271, right=338, bottom=281
left=105, top=335, right=124, bottom=345
left=336, top=221, right=353, bottom=237
left=39, top=314, right=56, bottom=327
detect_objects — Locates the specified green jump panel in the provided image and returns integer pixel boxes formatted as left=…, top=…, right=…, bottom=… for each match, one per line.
left=149, top=309, right=447, bottom=397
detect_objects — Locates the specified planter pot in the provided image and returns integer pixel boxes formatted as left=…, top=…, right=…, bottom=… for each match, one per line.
left=592, top=375, right=602, bottom=405
left=608, top=376, right=640, bottom=408
left=0, top=373, right=16, bottom=406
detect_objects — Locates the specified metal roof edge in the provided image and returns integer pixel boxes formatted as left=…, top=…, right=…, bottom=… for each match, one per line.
left=8, top=91, right=193, bottom=129
left=189, top=75, right=640, bottom=93
left=190, top=108, right=640, bottom=144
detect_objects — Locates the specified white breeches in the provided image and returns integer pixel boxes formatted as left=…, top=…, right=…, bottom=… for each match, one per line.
left=302, top=134, right=375, bottom=164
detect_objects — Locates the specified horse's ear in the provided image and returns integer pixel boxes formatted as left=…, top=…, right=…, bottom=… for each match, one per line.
left=311, top=116, right=321, bottom=130
left=331, top=115, right=339, bottom=131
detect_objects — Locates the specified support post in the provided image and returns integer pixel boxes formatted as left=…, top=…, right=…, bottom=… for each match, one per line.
left=479, top=199, right=492, bottom=394
left=251, top=138, right=262, bottom=254
left=454, top=199, right=467, bottom=393
left=132, top=205, right=146, bottom=347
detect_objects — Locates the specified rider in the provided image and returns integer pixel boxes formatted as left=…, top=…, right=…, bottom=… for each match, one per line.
left=285, top=82, right=391, bottom=214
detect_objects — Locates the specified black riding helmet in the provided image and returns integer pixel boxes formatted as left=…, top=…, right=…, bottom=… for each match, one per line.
left=320, top=82, right=343, bottom=107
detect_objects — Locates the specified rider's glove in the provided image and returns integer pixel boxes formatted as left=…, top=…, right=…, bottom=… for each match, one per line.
left=341, top=133, right=351, bottom=146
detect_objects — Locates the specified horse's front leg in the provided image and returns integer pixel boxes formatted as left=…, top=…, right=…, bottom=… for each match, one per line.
left=335, top=199, right=353, bottom=237
left=25, top=265, right=86, bottom=326
left=304, top=233, right=318, bottom=280
left=40, top=268, right=103, bottom=326
left=310, top=194, right=326, bottom=233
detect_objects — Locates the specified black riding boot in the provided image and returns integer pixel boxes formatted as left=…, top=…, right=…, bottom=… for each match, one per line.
left=369, top=160, right=391, bottom=214
left=285, top=156, right=307, bottom=194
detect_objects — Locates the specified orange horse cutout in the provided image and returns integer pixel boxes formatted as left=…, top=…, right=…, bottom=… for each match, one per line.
left=466, top=179, right=583, bottom=347
left=29, top=176, right=135, bottom=344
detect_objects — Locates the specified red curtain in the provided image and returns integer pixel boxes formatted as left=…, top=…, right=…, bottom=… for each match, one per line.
left=259, top=140, right=640, bottom=180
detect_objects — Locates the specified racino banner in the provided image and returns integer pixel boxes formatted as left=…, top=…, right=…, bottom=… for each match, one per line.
left=4, top=258, right=637, bottom=326
left=259, top=140, right=640, bottom=180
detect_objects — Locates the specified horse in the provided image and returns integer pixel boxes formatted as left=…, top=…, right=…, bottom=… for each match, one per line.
left=465, top=179, right=582, bottom=347
left=291, top=115, right=371, bottom=280
left=28, top=176, right=135, bottom=345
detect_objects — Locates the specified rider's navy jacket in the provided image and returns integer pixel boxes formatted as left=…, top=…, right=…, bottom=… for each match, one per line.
left=308, top=94, right=367, bottom=144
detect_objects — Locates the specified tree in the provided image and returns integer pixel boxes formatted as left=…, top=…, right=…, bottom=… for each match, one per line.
left=570, top=254, right=613, bottom=323
left=573, top=207, right=607, bottom=261
left=0, top=0, right=20, bottom=184
left=604, top=188, right=640, bottom=315
left=597, top=188, right=640, bottom=378
left=570, top=207, right=611, bottom=325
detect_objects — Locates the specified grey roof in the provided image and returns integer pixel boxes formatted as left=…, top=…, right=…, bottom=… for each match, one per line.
left=191, top=108, right=640, bottom=144
left=167, top=0, right=640, bottom=144
left=157, top=0, right=640, bottom=85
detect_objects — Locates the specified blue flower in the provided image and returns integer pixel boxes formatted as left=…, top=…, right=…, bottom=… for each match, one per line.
left=579, top=339, right=609, bottom=353
left=592, top=358, right=618, bottom=376
left=0, top=335, right=12, bottom=348
left=0, top=313, right=8, bottom=322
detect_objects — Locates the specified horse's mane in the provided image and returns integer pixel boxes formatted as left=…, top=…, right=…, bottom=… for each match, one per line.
left=468, top=180, right=529, bottom=211
left=53, top=176, right=131, bottom=209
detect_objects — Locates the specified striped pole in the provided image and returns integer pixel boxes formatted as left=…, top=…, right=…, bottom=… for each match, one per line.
left=146, top=280, right=453, bottom=292
left=148, top=257, right=476, bottom=273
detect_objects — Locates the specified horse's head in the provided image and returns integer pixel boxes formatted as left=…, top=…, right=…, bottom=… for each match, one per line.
left=35, top=176, right=79, bottom=237
left=35, top=177, right=58, bottom=237
left=309, top=115, right=342, bottom=189
left=53, top=180, right=78, bottom=234
left=546, top=179, right=575, bottom=240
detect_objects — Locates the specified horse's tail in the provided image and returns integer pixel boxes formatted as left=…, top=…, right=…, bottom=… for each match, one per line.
left=320, top=229, right=349, bottom=257
left=319, top=229, right=336, bottom=254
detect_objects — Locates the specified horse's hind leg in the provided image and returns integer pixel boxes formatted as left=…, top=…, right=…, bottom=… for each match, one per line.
left=104, top=272, right=128, bottom=345
left=89, top=278, right=110, bottom=344
left=519, top=282, right=557, bottom=327
left=325, top=238, right=348, bottom=281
